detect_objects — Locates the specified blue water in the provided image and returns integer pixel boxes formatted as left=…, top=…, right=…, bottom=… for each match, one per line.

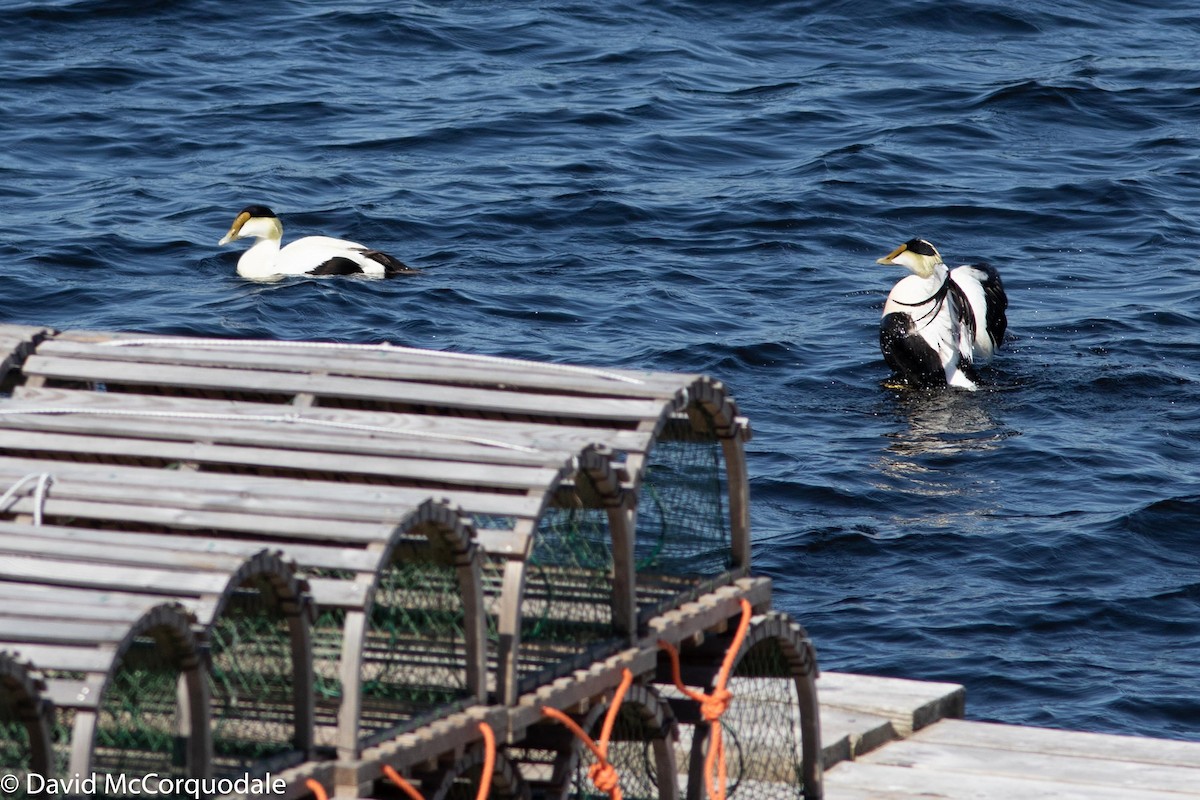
left=3, top=0, right=1199, bottom=742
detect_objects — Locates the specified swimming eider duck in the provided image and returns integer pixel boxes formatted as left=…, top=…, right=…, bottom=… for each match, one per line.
left=876, top=238, right=1007, bottom=390
left=218, top=205, right=416, bottom=280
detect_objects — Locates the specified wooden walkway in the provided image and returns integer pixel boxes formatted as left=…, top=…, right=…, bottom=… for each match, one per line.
left=817, top=672, right=1200, bottom=800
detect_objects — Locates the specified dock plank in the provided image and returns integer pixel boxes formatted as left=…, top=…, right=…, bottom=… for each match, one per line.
left=824, top=759, right=1200, bottom=800
left=818, top=671, right=965, bottom=736
left=914, top=718, right=1200, bottom=768
left=856, top=725, right=1200, bottom=795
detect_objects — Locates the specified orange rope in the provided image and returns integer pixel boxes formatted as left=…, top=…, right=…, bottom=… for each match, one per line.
left=658, top=598, right=753, bottom=800
left=540, top=667, right=634, bottom=800
left=380, top=721, right=497, bottom=800
left=381, top=765, right=425, bottom=800
left=475, top=721, right=496, bottom=800
left=303, top=779, right=327, bottom=800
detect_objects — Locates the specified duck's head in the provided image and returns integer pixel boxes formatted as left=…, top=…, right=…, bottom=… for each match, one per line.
left=876, top=238, right=943, bottom=278
left=218, top=205, right=283, bottom=245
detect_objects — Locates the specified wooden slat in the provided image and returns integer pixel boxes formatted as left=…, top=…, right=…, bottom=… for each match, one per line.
left=0, top=554, right=235, bottom=595
left=0, top=522, right=384, bottom=571
left=914, top=718, right=1200, bottom=771
left=39, top=335, right=698, bottom=399
left=0, top=398, right=581, bottom=470
left=816, top=671, right=965, bottom=736
left=0, top=454, right=550, bottom=520
left=42, top=679, right=102, bottom=710
left=858, top=726, right=1200, bottom=796
left=22, top=355, right=669, bottom=423
left=0, top=530, right=261, bottom=573
left=0, top=618, right=135, bottom=646
left=0, top=428, right=567, bottom=492
left=0, top=582, right=219, bottom=623
left=1, top=643, right=116, bottom=673
left=824, top=759, right=1197, bottom=800
left=3, top=495, right=401, bottom=545
left=0, top=599, right=162, bottom=623
left=13, top=385, right=656, bottom=460
left=306, top=579, right=372, bottom=609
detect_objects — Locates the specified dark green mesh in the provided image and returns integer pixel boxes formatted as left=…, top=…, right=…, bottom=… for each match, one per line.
left=310, top=605, right=348, bottom=745
left=90, top=633, right=188, bottom=798
left=209, top=579, right=300, bottom=775
left=515, top=481, right=619, bottom=693
left=635, top=416, right=732, bottom=620
left=358, top=543, right=472, bottom=745
left=0, top=683, right=36, bottom=798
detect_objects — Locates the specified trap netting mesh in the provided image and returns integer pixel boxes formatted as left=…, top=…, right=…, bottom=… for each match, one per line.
left=358, top=542, right=473, bottom=745
left=0, top=669, right=40, bottom=798
left=90, top=631, right=191, bottom=796
left=308, top=543, right=474, bottom=749
left=634, top=413, right=733, bottom=619
left=507, top=472, right=620, bottom=694
left=568, top=700, right=672, bottom=800
left=208, top=577, right=302, bottom=775
left=681, top=638, right=809, bottom=800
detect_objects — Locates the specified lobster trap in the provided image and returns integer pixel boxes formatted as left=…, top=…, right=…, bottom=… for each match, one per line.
left=0, top=325, right=821, bottom=800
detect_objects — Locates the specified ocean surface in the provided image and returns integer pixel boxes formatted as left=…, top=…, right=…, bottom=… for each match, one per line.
left=2, top=0, right=1199, bottom=742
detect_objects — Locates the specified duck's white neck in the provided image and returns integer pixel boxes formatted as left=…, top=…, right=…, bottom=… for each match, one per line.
left=236, top=237, right=283, bottom=280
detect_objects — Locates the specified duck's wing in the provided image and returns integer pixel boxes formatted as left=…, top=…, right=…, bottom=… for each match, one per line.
left=951, top=263, right=1007, bottom=359
left=279, top=236, right=415, bottom=278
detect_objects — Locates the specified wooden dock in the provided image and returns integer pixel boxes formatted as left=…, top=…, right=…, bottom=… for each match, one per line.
left=816, top=671, right=1200, bottom=800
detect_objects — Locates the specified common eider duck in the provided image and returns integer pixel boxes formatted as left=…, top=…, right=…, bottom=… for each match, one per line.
left=876, top=238, right=1007, bottom=390
left=218, top=205, right=416, bottom=280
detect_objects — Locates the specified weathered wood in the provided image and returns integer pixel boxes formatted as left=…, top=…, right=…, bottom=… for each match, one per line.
left=0, top=428, right=569, bottom=491
left=21, top=355, right=670, bottom=423
left=817, top=671, right=965, bottom=737
left=0, top=643, right=116, bottom=673
left=0, top=617, right=137, bottom=646
left=824, top=759, right=1198, bottom=800
left=0, top=454, right=550, bottom=520
left=0, top=554, right=236, bottom=595
left=0, top=393, right=594, bottom=470
left=13, top=386, right=657, bottom=457
left=857, top=726, right=1200, bottom=795
left=37, top=335, right=699, bottom=398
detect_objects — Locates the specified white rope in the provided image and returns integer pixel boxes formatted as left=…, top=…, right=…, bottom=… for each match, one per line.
left=97, top=337, right=646, bottom=385
left=0, top=407, right=542, bottom=454
left=0, top=472, right=54, bottom=526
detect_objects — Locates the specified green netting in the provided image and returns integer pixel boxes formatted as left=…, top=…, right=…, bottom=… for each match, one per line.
left=90, top=633, right=189, bottom=799
left=635, top=416, right=732, bottom=618
left=305, top=567, right=355, bottom=745
left=358, top=543, right=472, bottom=745
left=0, top=683, right=35, bottom=797
left=570, top=704, right=666, bottom=800
left=513, top=482, right=620, bottom=692
left=209, top=579, right=300, bottom=775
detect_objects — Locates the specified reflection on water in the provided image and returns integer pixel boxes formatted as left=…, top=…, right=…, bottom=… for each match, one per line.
left=875, top=384, right=1019, bottom=498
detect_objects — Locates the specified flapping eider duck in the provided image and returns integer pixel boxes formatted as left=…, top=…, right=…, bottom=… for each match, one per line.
left=877, top=238, right=1007, bottom=390
left=218, top=205, right=416, bottom=280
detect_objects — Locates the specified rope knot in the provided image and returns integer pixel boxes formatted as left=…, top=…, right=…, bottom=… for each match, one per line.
left=588, top=761, right=619, bottom=793
left=700, top=687, right=732, bottom=723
